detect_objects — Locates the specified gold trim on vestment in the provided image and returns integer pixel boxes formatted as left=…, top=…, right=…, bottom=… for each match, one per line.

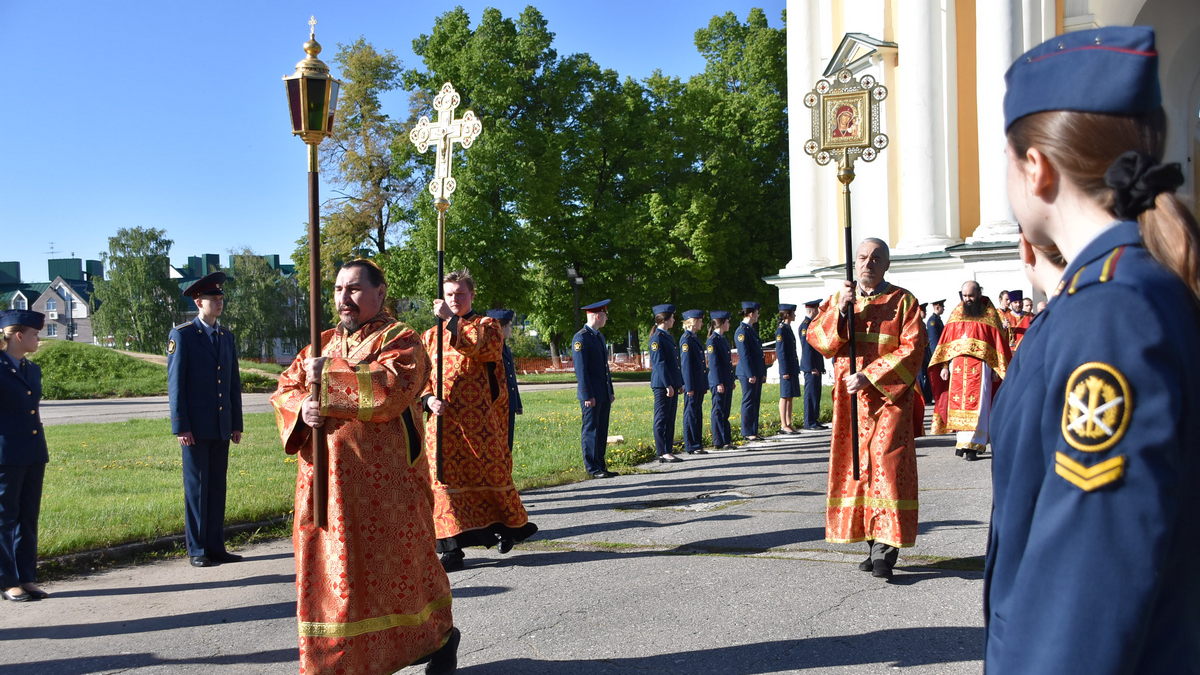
left=955, top=441, right=987, bottom=452
left=879, top=351, right=914, bottom=386
left=827, top=496, right=919, bottom=510
left=856, top=332, right=897, bottom=345
left=825, top=535, right=913, bottom=548
left=298, top=594, right=453, bottom=638
left=355, top=364, right=373, bottom=421
left=319, top=368, right=331, bottom=417
left=438, top=483, right=518, bottom=494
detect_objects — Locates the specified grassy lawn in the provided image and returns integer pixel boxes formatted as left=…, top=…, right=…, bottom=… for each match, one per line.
left=517, top=370, right=651, bottom=384
left=39, top=384, right=832, bottom=558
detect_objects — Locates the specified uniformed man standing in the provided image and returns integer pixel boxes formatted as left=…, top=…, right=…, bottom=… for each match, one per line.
left=678, top=310, right=707, bottom=454
left=573, top=300, right=616, bottom=478
left=167, top=272, right=243, bottom=568
left=648, top=304, right=683, bottom=463
left=734, top=301, right=766, bottom=441
left=775, top=304, right=800, bottom=434
left=798, top=299, right=827, bottom=430
left=706, top=311, right=735, bottom=450
left=926, top=299, right=945, bottom=349
left=486, top=309, right=522, bottom=452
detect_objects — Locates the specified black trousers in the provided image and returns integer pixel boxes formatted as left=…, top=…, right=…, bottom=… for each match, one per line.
left=182, top=439, right=230, bottom=558
left=803, top=371, right=823, bottom=427
left=739, top=377, right=762, bottom=436
left=580, top=398, right=612, bottom=474
left=710, top=385, right=733, bottom=447
left=508, top=409, right=516, bottom=453
left=682, top=390, right=705, bottom=450
left=0, top=462, right=44, bottom=586
left=652, top=387, right=679, bottom=456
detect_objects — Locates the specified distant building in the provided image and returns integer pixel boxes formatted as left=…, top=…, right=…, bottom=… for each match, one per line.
left=0, top=259, right=101, bottom=342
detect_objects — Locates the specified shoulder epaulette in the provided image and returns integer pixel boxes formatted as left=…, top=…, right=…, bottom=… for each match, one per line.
left=1066, top=246, right=1127, bottom=296
left=173, top=321, right=191, bottom=331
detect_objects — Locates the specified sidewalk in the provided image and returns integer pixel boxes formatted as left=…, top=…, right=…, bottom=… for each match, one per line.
left=0, top=429, right=990, bottom=674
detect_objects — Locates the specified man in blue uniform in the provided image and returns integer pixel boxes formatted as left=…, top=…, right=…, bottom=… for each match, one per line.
left=678, top=309, right=707, bottom=454
left=734, top=301, right=766, bottom=440
left=573, top=299, right=615, bottom=478
left=486, top=309, right=522, bottom=452
left=986, top=26, right=1200, bottom=671
left=774, top=304, right=800, bottom=434
left=167, top=272, right=243, bottom=568
left=798, top=299, right=827, bottom=430
left=706, top=311, right=735, bottom=450
left=648, top=304, right=683, bottom=463
left=926, top=299, right=945, bottom=349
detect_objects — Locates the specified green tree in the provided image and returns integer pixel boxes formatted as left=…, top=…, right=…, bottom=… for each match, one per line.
left=92, top=227, right=181, bottom=353
left=222, top=249, right=305, bottom=360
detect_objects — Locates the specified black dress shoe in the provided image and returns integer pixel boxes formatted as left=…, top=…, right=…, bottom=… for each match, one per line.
left=963, top=450, right=979, bottom=462
left=871, top=559, right=894, bottom=580
left=22, top=585, right=49, bottom=600
left=589, top=470, right=618, bottom=478
left=857, top=556, right=874, bottom=572
left=497, top=536, right=514, bottom=554
left=211, top=552, right=243, bottom=563
left=687, top=448, right=708, bottom=455
left=2, top=589, right=34, bottom=602
left=440, top=550, right=465, bottom=572
left=190, top=556, right=217, bottom=568
left=426, top=626, right=461, bottom=674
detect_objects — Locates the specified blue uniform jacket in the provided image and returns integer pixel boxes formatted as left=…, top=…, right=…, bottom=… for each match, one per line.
left=501, top=343, right=522, bottom=415
left=0, top=354, right=48, bottom=465
left=734, top=322, right=766, bottom=379
left=985, top=221, right=1200, bottom=672
left=706, top=332, right=734, bottom=390
left=797, top=317, right=825, bottom=373
left=774, top=322, right=799, bottom=378
left=648, top=327, right=683, bottom=389
left=926, top=313, right=944, bottom=350
left=572, top=325, right=613, bottom=402
left=167, top=318, right=243, bottom=439
left=679, top=330, right=707, bottom=394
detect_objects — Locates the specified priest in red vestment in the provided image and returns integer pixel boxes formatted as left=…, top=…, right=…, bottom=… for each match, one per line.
left=271, top=259, right=458, bottom=675
left=1003, top=289, right=1033, bottom=350
left=928, top=281, right=1012, bottom=461
left=806, top=238, right=927, bottom=580
left=423, top=269, right=537, bottom=572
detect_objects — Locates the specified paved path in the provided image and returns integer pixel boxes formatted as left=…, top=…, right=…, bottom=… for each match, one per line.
left=1, top=429, right=989, bottom=674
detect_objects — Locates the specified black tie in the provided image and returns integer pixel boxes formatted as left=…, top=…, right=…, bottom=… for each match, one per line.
left=211, top=331, right=217, bottom=347
left=19, top=359, right=28, bottom=378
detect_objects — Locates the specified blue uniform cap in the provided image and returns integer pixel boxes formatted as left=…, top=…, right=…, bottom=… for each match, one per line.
left=485, top=308, right=515, bottom=323
left=681, top=309, right=704, bottom=320
left=580, top=298, right=611, bottom=311
left=652, top=303, right=675, bottom=315
left=1004, top=26, right=1160, bottom=131
left=778, top=303, right=797, bottom=312
left=710, top=310, right=731, bottom=320
left=0, top=309, right=45, bottom=331
left=183, top=271, right=227, bottom=298
left=741, top=301, right=760, bottom=311
left=804, top=299, right=822, bottom=308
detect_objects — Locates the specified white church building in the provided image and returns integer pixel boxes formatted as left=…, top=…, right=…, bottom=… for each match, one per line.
left=768, top=0, right=1199, bottom=307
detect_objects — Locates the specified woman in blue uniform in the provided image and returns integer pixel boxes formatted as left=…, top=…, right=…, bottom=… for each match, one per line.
left=774, top=304, right=800, bottom=434
left=0, top=310, right=49, bottom=602
left=705, top=311, right=735, bottom=450
left=648, top=304, right=683, bottom=463
left=986, top=26, right=1200, bottom=672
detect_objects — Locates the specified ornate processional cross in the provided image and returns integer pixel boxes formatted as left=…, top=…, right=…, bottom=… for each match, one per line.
left=409, top=82, right=483, bottom=205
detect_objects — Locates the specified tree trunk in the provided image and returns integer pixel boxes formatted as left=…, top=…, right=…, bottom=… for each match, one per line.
left=549, top=331, right=562, bottom=369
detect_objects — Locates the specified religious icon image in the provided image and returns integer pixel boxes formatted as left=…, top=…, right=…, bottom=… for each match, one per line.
left=831, top=103, right=859, bottom=138
left=821, top=90, right=871, bottom=149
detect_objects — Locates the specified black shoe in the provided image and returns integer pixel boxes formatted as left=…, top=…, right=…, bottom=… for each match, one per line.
left=871, top=559, right=894, bottom=579
left=2, top=589, right=34, bottom=602
left=498, top=536, right=514, bottom=554
left=589, top=470, right=618, bottom=478
left=21, top=585, right=49, bottom=600
left=211, top=552, right=243, bottom=563
left=857, top=556, right=873, bottom=572
left=686, top=448, right=708, bottom=455
left=440, top=551, right=465, bottom=572
left=963, top=450, right=978, bottom=462
left=657, top=454, right=682, bottom=463
left=954, top=447, right=964, bottom=457
left=426, top=626, right=461, bottom=674
left=190, top=556, right=217, bottom=568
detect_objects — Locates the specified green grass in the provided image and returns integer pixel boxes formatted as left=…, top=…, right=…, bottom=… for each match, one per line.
left=239, top=359, right=285, bottom=374
left=517, top=371, right=651, bottom=384
left=27, top=339, right=277, bottom=398
left=39, top=384, right=832, bottom=558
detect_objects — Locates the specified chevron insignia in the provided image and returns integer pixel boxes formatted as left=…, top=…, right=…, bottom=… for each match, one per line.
left=1054, top=452, right=1126, bottom=491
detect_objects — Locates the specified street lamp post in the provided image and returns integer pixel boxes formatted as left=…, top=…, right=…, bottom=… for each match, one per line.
left=566, top=265, right=584, bottom=328
left=283, top=16, right=341, bottom=529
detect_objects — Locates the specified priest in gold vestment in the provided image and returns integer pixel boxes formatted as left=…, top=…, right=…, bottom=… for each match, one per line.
left=929, top=281, right=1011, bottom=461
left=806, top=239, right=927, bottom=580
left=423, top=269, right=536, bottom=572
left=271, top=260, right=458, bottom=675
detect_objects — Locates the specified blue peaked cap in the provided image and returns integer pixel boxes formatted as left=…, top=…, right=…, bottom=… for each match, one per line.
left=1004, top=26, right=1160, bottom=131
left=0, top=309, right=45, bottom=331
left=710, top=310, right=731, bottom=320
left=741, top=301, right=760, bottom=310
left=652, top=303, right=675, bottom=315
left=581, top=299, right=611, bottom=311
left=681, top=309, right=704, bottom=320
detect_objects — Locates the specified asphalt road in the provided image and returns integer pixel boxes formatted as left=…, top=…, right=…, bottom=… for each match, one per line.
left=1, top=428, right=989, bottom=674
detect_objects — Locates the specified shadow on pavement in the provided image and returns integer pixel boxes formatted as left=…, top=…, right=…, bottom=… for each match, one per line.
left=0, top=602, right=295, bottom=641
left=455, top=627, right=984, bottom=674
left=3, top=648, right=296, bottom=675
left=47, top=573, right=294, bottom=599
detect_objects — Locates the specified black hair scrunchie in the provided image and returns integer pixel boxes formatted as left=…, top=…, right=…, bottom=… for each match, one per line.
left=1104, top=150, right=1184, bottom=220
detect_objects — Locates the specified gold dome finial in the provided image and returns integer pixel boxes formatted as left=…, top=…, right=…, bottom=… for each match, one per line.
left=304, top=16, right=322, bottom=58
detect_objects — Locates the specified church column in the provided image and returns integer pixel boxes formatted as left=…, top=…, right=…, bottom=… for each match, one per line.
left=895, top=0, right=957, bottom=253
left=968, top=0, right=1020, bottom=242
left=782, top=0, right=830, bottom=272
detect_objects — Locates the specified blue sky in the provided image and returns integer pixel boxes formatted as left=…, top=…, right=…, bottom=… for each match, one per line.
left=0, top=1, right=785, bottom=283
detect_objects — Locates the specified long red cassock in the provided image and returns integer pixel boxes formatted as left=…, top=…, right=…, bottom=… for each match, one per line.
left=928, top=300, right=1011, bottom=437
left=270, top=315, right=454, bottom=675
left=423, top=314, right=530, bottom=541
left=806, top=285, right=927, bottom=548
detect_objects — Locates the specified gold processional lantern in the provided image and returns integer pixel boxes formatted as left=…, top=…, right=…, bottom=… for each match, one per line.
left=282, top=16, right=342, bottom=529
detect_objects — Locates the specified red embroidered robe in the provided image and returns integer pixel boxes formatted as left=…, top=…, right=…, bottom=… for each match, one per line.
left=929, top=300, right=1011, bottom=435
left=806, top=284, right=927, bottom=548
left=270, top=316, right=453, bottom=674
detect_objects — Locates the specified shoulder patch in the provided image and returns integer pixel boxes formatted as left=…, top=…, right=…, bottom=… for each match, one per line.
left=1061, top=362, right=1132, bottom=453
left=574, top=341, right=582, bottom=352
left=706, top=345, right=714, bottom=352
left=681, top=343, right=689, bottom=352
left=737, top=333, right=745, bottom=342
left=651, top=342, right=659, bottom=351
left=167, top=339, right=176, bottom=355
left=1055, top=452, right=1126, bottom=491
